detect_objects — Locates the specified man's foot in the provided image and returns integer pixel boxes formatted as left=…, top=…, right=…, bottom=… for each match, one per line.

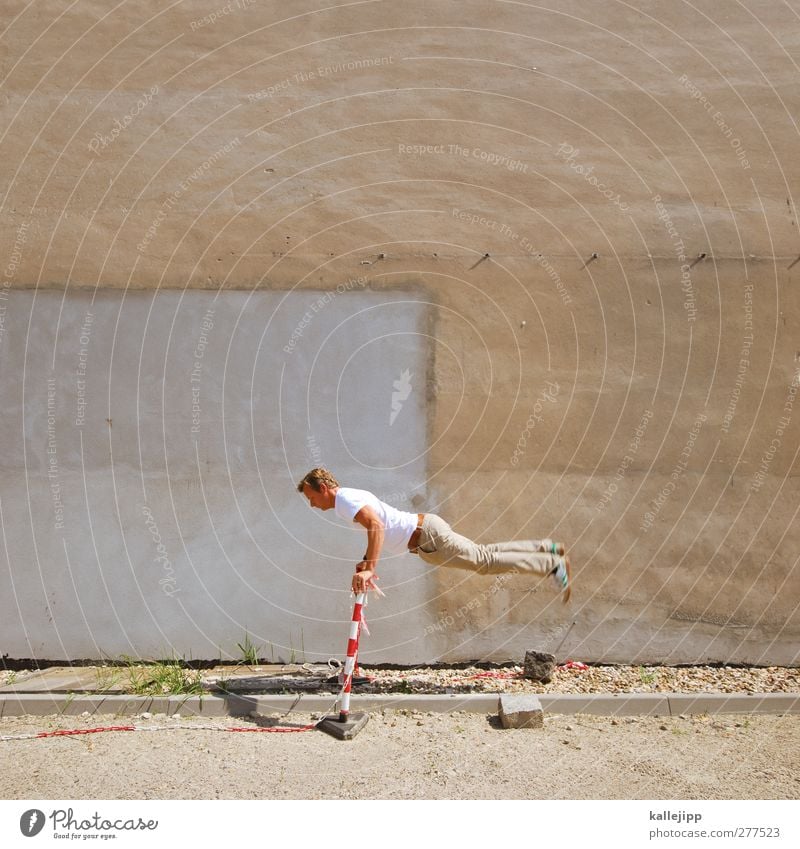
left=540, top=538, right=565, bottom=556
left=550, top=555, right=571, bottom=603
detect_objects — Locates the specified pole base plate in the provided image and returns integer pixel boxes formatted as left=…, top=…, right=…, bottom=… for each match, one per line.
left=317, top=711, right=370, bottom=740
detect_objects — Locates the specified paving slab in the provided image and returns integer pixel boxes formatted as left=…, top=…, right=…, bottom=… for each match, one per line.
left=203, top=664, right=319, bottom=680
left=210, top=676, right=328, bottom=693
left=0, top=667, right=125, bottom=694
left=0, top=664, right=323, bottom=695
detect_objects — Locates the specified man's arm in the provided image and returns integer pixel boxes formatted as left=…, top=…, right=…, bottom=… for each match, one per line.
left=351, top=505, right=384, bottom=592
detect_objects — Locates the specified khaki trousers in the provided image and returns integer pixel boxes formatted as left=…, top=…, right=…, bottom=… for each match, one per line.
left=414, top=513, right=556, bottom=576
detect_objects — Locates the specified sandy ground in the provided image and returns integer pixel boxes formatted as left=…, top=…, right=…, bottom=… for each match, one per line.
left=1, top=711, right=799, bottom=800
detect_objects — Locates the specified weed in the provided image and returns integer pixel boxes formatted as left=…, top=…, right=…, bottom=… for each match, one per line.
left=126, top=665, right=147, bottom=693
left=95, top=666, right=121, bottom=694
left=288, top=629, right=307, bottom=664
left=103, top=651, right=202, bottom=696
left=126, top=656, right=202, bottom=696
left=638, top=666, right=658, bottom=685
left=237, top=632, right=262, bottom=666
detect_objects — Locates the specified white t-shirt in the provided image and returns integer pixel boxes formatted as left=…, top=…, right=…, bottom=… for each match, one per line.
left=334, top=488, right=419, bottom=554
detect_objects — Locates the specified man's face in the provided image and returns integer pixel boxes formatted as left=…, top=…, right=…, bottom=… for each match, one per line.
left=303, top=482, right=332, bottom=510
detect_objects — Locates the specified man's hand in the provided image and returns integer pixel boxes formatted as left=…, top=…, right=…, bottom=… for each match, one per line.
left=352, top=561, right=377, bottom=593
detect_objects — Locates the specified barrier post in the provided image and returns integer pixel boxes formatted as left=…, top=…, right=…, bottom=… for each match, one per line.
left=338, top=591, right=365, bottom=722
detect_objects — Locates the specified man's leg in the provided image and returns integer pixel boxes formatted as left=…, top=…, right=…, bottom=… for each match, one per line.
left=484, top=540, right=561, bottom=554
left=416, top=514, right=555, bottom=576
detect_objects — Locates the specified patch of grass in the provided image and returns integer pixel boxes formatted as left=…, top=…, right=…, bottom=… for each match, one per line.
left=638, top=666, right=658, bottom=685
left=236, top=632, right=262, bottom=666
left=288, top=628, right=306, bottom=664
left=101, top=652, right=202, bottom=696
left=94, top=666, right=121, bottom=694
left=126, top=656, right=203, bottom=696
left=60, top=691, right=77, bottom=715
left=5, top=671, right=17, bottom=686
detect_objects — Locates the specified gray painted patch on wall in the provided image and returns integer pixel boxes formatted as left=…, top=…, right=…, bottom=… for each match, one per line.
left=0, top=289, right=434, bottom=662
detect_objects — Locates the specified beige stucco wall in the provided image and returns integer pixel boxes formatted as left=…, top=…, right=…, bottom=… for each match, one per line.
left=1, top=0, right=798, bottom=663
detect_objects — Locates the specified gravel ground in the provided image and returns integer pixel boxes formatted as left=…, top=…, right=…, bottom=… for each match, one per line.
left=347, top=664, right=800, bottom=694
left=1, top=710, right=799, bottom=799
left=4, top=664, right=799, bottom=695
left=201, top=663, right=800, bottom=696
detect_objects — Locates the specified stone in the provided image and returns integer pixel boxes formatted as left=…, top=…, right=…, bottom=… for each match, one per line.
left=523, top=651, right=556, bottom=683
left=498, top=694, right=544, bottom=729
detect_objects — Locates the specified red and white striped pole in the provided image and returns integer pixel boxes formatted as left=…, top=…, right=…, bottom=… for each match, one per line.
left=338, top=591, right=366, bottom=722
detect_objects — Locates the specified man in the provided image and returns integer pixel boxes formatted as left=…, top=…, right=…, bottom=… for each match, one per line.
left=297, top=468, right=571, bottom=602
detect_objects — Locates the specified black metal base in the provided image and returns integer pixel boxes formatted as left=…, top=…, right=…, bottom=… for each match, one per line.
left=316, top=711, right=370, bottom=740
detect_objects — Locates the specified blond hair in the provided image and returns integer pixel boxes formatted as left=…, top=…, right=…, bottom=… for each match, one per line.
left=297, top=467, right=339, bottom=493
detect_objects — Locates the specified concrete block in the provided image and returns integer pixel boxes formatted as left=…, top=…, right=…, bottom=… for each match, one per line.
left=498, top=694, right=544, bottom=728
